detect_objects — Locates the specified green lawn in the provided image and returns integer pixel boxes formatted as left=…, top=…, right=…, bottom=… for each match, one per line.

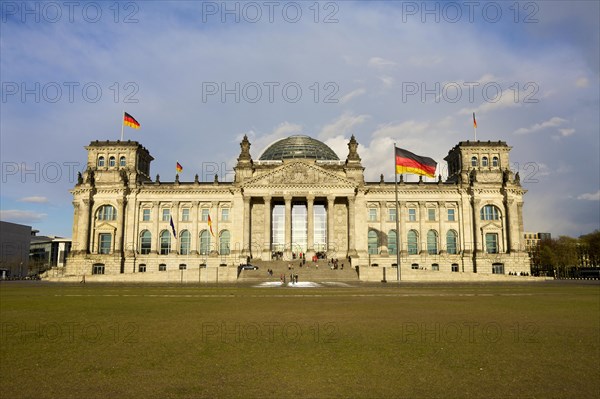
left=1, top=281, right=598, bottom=398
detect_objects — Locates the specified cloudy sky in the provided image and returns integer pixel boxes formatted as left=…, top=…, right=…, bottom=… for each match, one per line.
left=1, top=1, right=598, bottom=238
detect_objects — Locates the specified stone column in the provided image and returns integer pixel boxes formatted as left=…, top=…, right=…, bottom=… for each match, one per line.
left=438, top=201, right=446, bottom=254
left=243, top=197, right=251, bottom=257
left=284, top=195, right=292, bottom=258
left=419, top=201, right=426, bottom=254
left=263, top=196, right=271, bottom=259
left=307, top=195, right=315, bottom=254
left=80, top=199, right=92, bottom=254
left=211, top=201, right=219, bottom=255
left=348, top=196, right=357, bottom=257
left=327, top=195, right=335, bottom=253
left=399, top=201, right=406, bottom=256
left=379, top=201, right=388, bottom=255
left=115, top=198, right=126, bottom=253
left=172, top=201, right=179, bottom=253
left=153, top=201, right=160, bottom=254
left=190, top=201, right=199, bottom=255
left=472, top=199, right=482, bottom=254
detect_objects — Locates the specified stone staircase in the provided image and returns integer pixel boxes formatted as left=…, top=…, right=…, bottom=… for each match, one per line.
left=237, top=259, right=359, bottom=282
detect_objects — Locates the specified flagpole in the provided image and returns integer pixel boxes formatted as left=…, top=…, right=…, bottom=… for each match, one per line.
left=120, top=110, right=125, bottom=141
left=394, top=144, right=401, bottom=282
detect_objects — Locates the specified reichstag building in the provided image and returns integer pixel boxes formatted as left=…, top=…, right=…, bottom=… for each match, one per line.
left=64, top=134, right=530, bottom=281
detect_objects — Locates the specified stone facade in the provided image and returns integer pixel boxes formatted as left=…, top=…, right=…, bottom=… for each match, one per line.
left=63, top=135, right=530, bottom=282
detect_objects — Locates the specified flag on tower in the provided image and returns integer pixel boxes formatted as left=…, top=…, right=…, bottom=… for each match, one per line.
left=176, top=162, right=183, bottom=173
left=395, top=147, right=437, bottom=178
left=123, top=112, right=140, bottom=129
left=473, top=112, right=477, bottom=129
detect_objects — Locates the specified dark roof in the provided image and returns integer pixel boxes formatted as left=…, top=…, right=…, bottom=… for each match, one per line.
left=259, top=135, right=340, bottom=161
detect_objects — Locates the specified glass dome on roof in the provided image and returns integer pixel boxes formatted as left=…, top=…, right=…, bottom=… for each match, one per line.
left=259, top=135, right=340, bottom=161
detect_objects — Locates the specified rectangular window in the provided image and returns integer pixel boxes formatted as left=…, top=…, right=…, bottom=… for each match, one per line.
left=142, top=209, right=150, bottom=221
left=221, top=208, right=229, bottom=221
left=408, top=208, right=416, bottom=222
left=159, top=264, right=166, bottom=271
left=139, top=264, right=146, bottom=273
left=447, top=209, right=455, bottom=222
left=388, top=208, right=396, bottom=222
left=201, top=208, right=209, bottom=222
left=92, top=264, right=105, bottom=275
left=428, top=208, right=436, bottom=221
left=181, top=208, right=190, bottom=221
left=411, top=263, right=419, bottom=270
left=162, top=209, right=170, bottom=222
left=492, top=263, right=504, bottom=274
left=432, top=264, right=439, bottom=271
left=98, top=233, right=111, bottom=254
left=451, top=264, right=459, bottom=272
left=486, top=233, right=499, bottom=254
left=368, top=208, right=377, bottom=222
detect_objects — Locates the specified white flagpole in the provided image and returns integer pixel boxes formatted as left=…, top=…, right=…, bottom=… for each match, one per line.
left=120, top=110, right=125, bottom=141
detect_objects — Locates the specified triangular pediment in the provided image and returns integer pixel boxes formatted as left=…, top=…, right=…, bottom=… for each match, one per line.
left=244, top=161, right=356, bottom=188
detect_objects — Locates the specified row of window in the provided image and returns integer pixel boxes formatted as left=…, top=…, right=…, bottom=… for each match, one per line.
left=368, top=229, right=460, bottom=255
left=98, top=229, right=232, bottom=256
left=407, top=263, right=504, bottom=274
left=92, top=263, right=195, bottom=274
left=471, top=155, right=499, bottom=167
left=369, top=208, right=457, bottom=222
left=370, top=205, right=501, bottom=223
left=140, top=229, right=231, bottom=255
left=367, top=230, right=500, bottom=255
left=141, top=208, right=229, bottom=222
left=96, top=205, right=231, bottom=223
left=97, top=156, right=126, bottom=168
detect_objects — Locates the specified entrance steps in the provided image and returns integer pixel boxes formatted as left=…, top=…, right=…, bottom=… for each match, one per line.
left=237, top=259, right=359, bottom=282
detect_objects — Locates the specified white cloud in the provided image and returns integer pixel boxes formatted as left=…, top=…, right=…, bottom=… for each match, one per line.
left=378, top=75, right=395, bottom=88
left=513, top=117, right=567, bottom=135
left=577, top=190, right=600, bottom=201
left=0, top=210, right=47, bottom=223
left=367, top=57, right=396, bottom=68
left=558, top=128, right=575, bottom=137
left=319, top=113, right=370, bottom=140
left=340, top=88, right=366, bottom=104
left=249, top=122, right=304, bottom=158
left=575, top=77, right=589, bottom=88
left=372, top=120, right=430, bottom=138
left=19, top=196, right=49, bottom=203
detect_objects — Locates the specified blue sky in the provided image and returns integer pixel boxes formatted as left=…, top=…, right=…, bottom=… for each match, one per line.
left=1, top=0, right=599, bottom=238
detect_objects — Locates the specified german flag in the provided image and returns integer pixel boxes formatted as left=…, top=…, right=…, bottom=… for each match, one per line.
left=176, top=162, right=183, bottom=173
left=473, top=112, right=477, bottom=129
left=123, top=112, right=140, bottom=129
left=395, top=147, right=437, bottom=178
left=207, top=214, right=215, bottom=237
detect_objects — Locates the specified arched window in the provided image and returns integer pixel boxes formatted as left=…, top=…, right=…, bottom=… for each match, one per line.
left=199, top=230, right=210, bottom=255
left=471, top=156, right=478, bottom=167
left=179, top=230, right=191, bottom=255
left=140, top=230, right=152, bottom=254
left=480, top=205, right=501, bottom=220
left=492, top=156, right=499, bottom=167
left=482, top=156, right=488, bottom=167
left=388, top=230, right=397, bottom=255
left=427, top=230, right=438, bottom=255
left=97, top=156, right=105, bottom=167
left=446, top=230, right=458, bottom=254
left=160, top=230, right=171, bottom=255
left=97, top=205, right=116, bottom=221
left=119, top=156, right=126, bottom=167
left=407, top=230, right=418, bottom=255
left=109, top=156, right=116, bottom=167
left=220, top=230, right=231, bottom=255
left=368, top=230, right=378, bottom=255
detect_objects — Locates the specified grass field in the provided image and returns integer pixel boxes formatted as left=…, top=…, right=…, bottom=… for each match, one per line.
left=1, top=281, right=598, bottom=398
